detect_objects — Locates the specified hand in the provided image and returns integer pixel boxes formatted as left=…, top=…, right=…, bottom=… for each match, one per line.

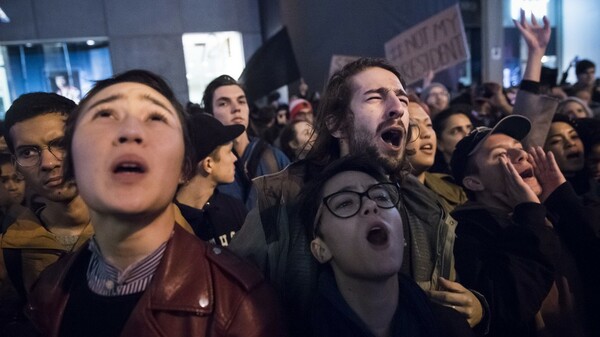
left=528, top=146, right=566, bottom=201
left=489, top=83, right=513, bottom=114
left=494, top=156, right=540, bottom=208
left=426, top=277, right=483, bottom=327
left=423, top=69, right=435, bottom=88
left=513, top=9, right=551, bottom=55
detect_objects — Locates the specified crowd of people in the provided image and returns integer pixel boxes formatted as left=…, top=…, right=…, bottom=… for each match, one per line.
left=0, top=11, right=598, bottom=337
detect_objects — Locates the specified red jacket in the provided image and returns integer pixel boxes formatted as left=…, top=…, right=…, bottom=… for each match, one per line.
left=26, top=224, right=286, bottom=337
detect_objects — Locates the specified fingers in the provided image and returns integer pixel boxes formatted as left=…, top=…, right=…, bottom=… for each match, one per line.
left=437, top=277, right=467, bottom=292
left=530, top=13, right=538, bottom=26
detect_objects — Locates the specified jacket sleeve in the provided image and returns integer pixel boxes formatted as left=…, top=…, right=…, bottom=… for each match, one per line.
left=543, top=182, right=600, bottom=252
left=228, top=207, right=269, bottom=273
left=225, top=282, right=287, bottom=337
left=453, top=206, right=556, bottom=333
left=513, top=82, right=559, bottom=148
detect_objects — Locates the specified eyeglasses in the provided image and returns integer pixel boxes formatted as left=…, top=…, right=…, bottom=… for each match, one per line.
left=322, top=182, right=400, bottom=219
left=14, top=139, right=65, bottom=167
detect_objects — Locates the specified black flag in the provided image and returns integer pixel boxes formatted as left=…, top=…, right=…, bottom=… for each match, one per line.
left=238, top=27, right=300, bottom=102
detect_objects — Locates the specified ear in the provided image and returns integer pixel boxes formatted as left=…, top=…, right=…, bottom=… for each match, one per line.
left=462, top=175, right=484, bottom=192
left=325, top=115, right=346, bottom=139
left=310, top=237, right=332, bottom=264
left=202, top=157, right=213, bottom=174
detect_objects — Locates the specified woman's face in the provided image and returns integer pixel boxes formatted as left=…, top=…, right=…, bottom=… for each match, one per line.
left=544, top=122, right=585, bottom=174
left=72, top=82, right=185, bottom=217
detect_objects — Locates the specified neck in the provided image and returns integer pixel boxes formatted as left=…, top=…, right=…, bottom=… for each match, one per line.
left=91, top=204, right=174, bottom=271
left=333, top=268, right=398, bottom=337
left=473, top=192, right=513, bottom=215
left=414, top=171, right=426, bottom=184
left=339, top=139, right=350, bottom=157
left=176, top=175, right=216, bottom=209
left=42, top=195, right=90, bottom=234
left=233, top=133, right=250, bottom=156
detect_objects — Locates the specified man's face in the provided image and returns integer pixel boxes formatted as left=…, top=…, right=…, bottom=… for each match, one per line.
left=294, top=109, right=314, bottom=124
left=0, top=162, right=25, bottom=206
left=72, top=82, right=185, bottom=217
left=468, top=133, right=542, bottom=197
left=544, top=122, right=585, bottom=174
left=438, top=113, right=473, bottom=161
left=208, top=143, right=237, bottom=184
left=406, top=103, right=436, bottom=175
left=211, top=85, right=249, bottom=129
left=577, top=67, right=596, bottom=86
left=276, top=109, right=288, bottom=125
left=313, top=171, right=404, bottom=280
left=425, top=86, right=449, bottom=115
left=9, top=113, right=77, bottom=202
left=345, top=67, right=410, bottom=173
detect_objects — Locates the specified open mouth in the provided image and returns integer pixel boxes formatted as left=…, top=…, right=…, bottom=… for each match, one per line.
left=113, top=161, right=146, bottom=174
left=566, top=152, right=582, bottom=160
left=420, top=143, right=433, bottom=151
left=519, top=168, right=534, bottom=179
left=366, top=226, right=389, bottom=246
left=381, top=130, right=402, bottom=147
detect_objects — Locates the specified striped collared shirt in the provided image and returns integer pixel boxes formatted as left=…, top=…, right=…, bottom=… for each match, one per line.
left=86, top=236, right=168, bottom=296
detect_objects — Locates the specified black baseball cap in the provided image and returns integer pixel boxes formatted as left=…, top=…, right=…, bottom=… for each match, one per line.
left=188, top=113, right=244, bottom=162
left=450, top=115, right=531, bottom=185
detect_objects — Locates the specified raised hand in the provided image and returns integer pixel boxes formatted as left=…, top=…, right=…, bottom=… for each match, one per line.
left=495, top=156, right=540, bottom=208
left=528, top=146, right=566, bottom=201
left=513, top=9, right=551, bottom=54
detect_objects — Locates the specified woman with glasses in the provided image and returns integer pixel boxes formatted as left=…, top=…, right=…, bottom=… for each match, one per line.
left=299, top=154, right=474, bottom=337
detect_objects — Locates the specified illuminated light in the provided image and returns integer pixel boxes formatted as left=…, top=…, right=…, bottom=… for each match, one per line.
left=86, top=40, right=96, bottom=46
left=511, top=0, right=549, bottom=20
left=25, top=43, right=33, bottom=48
left=541, top=55, right=548, bottom=63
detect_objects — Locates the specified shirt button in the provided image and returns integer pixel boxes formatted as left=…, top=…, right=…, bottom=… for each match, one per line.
left=199, top=295, right=209, bottom=308
left=105, top=280, right=115, bottom=290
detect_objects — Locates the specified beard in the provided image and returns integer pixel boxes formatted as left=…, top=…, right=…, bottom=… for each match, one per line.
left=348, top=124, right=408, bottom=178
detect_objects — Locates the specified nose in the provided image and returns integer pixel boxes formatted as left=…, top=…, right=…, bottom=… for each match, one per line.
left=385, top=95, right=406, bottom=120
left=5, top=179, right=17, bottom=190
left=117, top=116, right=144, bottom=144
left=40, top=148, right=62, bottom=171
left=420, top=125, right=432, bottom=139
left=360, top=195, right=379, bottom=216
left=509, top=148, right=527, bottom=163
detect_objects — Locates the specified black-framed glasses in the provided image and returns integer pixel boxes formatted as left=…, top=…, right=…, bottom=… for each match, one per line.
left=14, top=139, right=65, bottom=167
left=322, top=182, right=401, bottom=219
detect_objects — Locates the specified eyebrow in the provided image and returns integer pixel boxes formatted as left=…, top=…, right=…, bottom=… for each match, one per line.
left=140, top=94, right=175, bottom=115
left=363, top=87, right=407, bottom=97
left=216, top=95, right=246, bottom=102
left=85, top=93, right=175, bottom=116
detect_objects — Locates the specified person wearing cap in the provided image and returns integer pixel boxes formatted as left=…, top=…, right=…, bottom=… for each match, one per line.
left=289, top=98, right=314, bottom=123
left=201, top=75, right=290, bottom=210
left=450, top=115, right=594, bottom=337
left=175, top=113, right=248, bottom=247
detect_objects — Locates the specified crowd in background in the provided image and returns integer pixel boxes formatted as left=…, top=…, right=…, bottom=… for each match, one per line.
left=0, top=11, right=599, bottom=337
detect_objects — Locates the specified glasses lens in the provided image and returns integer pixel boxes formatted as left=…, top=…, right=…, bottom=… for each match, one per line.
left=368, top=183, right=399, bottom=208
left=326, top=192, right=360, bottom=218
left=15, top=147, right=39, bottom=167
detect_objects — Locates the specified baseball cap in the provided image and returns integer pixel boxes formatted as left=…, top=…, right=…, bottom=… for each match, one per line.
left=289, top=99, right=313, bottom=121
left=450, top=115, right=531, bottom=185
left=188, top=113, right=244, bottom=162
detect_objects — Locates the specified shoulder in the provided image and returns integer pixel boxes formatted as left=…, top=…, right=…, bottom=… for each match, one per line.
left=174, top=226, right=265, bottom=291
left=206, top=245, right=266, bottom=291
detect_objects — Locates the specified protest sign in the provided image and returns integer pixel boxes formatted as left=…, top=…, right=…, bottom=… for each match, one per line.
left=385, top=4, right=470, bottom=85
left=328, top=55, right=361, bottom=79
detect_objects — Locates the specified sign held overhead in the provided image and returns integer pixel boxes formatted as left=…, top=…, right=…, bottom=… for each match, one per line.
left=385, top=4, right=470, bottom=85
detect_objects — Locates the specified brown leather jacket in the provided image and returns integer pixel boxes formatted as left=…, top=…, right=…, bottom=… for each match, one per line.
left=25, top=224, right=286, bottom=337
